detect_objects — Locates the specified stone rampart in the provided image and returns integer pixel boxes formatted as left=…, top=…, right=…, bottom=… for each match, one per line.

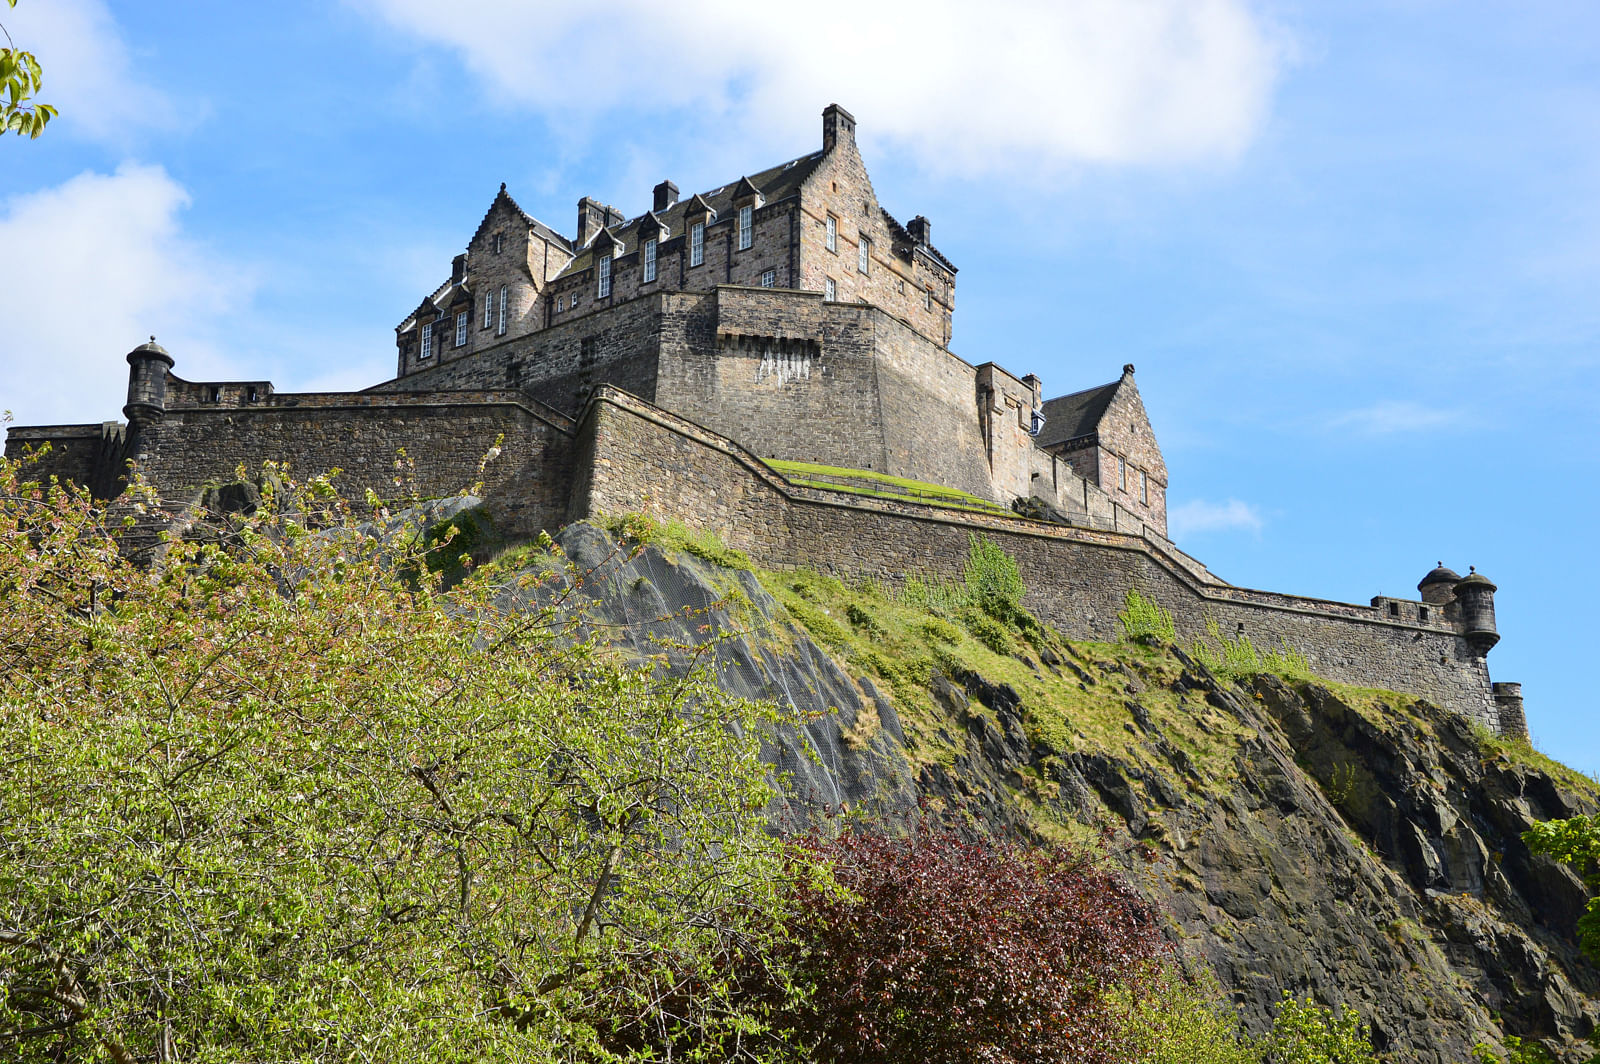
left=573, top=387, right=1498, bottom=728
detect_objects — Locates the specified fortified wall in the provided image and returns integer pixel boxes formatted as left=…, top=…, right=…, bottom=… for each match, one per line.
left=3, top=102, right=1523, bottom=739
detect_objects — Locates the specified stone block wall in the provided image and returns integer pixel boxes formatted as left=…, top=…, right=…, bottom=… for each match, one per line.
left=5, top=422, right=127, bottom=499
left=132, top=393, right=576, bottom=538
left=574, top=387, right=1500, bottom=728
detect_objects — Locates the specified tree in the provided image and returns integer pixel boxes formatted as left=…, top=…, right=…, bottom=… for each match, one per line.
left=1525, top=815, right=1600, bottom=961
left=763, top=822, right=1171, bottom=1064
left=0, top=454, right=797, bottom=1061
left=2, top=0, right=56, bottom=138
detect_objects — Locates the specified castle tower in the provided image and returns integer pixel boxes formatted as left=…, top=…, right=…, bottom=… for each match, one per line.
left=1417, top=562, right=1461, bottom=606
left=123, top=336, right=173, bottom=466
left=1453, top=568, right=1500, bottom=656
left=1493, top=682, right=1528, bottom=741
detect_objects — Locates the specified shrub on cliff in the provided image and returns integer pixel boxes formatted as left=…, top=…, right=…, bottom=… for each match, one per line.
left=0, top=456, right=798, bottom=1062
left=764, top=823, right=1170, bottom=1064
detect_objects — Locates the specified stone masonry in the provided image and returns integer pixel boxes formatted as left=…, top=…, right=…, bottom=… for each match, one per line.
left=4, top=104, right=1518, bottom=735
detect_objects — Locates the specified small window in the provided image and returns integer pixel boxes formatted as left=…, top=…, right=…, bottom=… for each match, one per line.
left=690, top=221, right=704, bottom=267
left=497, top=285, right=507, bottom=335
left=897, top=279, right=905, bottom=294
left=209, top=385, right=222, bottom=402
left=857, top=237, right=869, bottom=274
left=738, top=205, right=753, bottom=250
left=419, top=324, right=433, bottom=360
left=493, top=232, right=505, bottom=254
left=1118, top=456, right=1127, bottom=491
left=824, top=277, right=836, bottom=301
left=483, top=293, right=494, bottom=328
left=643, top=237, right=657, bottom=283
left=455, top=311, right=468, bottom=347
left=570, top=291, right=578, bottom=308
left=1388, top=602, right=1400, bottom=618
left=1419, top=606, right=1430, bottom=622
left=1139, top=469, right=1148, bottom=505
left=825, top=214, right=837, bottom=252
left=246, top=386, right=258, bottom=403
left=761, top=269, right=776, bottom=288
left=925, top=287, right=934, bottom=310
left=597, top=255, right=612, bottom=298
left=557, top=295, right=565, bottom=312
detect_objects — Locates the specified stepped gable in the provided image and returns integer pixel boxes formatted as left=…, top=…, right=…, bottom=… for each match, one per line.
left=556, top=150, right=825, bottom=278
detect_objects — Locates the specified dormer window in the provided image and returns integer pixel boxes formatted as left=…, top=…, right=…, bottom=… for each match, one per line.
left=497, top=285, right=507, bottom=335
left=455, top=311, right=468, bottom=347
left=420, top=324, right=433, bottom=360
left=643, top=237, right=657, bottom=283
left=738, top=205, right=753, bottom=250
left=857, top=236, right=869, bottom=274
left=598, top=255, right=612, bottom=298
left=690, top=222, right=704, bottom=267
left=826, top=214, right=837, bottom=252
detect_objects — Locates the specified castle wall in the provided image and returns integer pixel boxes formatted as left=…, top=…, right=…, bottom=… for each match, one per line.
left=5, top=423, right=127, bottom=499
left=574, top=388, right=1499, bottom=729
left=131, top=393, right=575, bottom=538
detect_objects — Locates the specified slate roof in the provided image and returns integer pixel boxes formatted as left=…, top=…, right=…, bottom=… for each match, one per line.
left=1034, top=378, right=1123, bottom=449
left=554, top=149, right=828, bottom=279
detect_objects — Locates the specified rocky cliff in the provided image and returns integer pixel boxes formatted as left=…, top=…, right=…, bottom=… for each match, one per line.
left=517, top=521, right=1599, bottom=1064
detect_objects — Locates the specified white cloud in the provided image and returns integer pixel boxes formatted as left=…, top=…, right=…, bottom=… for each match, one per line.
left=1, top=0, right=176, bottom=143
left=0, top=164, right=251, bottom=428
left=1327, top=399, right=1461, bottom=436
left=353, top=0, right=1290, bottom=175
left=1169, top=497, right=1263, bottom=538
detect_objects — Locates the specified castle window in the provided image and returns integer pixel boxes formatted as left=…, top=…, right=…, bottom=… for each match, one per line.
left=209, top=386, right=222, bottom=402
left=761, top=269, right=776, bottom=288
left=1419, top=606, right=1430, bottom=622
left=738, top=205, right=753, bottom=250
left=497, top=285, right=507, bottom=335
left=1388, top=602, right=1400, bottom=618
left=825, top=277, right=836, bottom=301
left=483, top=293, right=493, bottom=329
left=557, top=295, right=565, bottom=313
left=690, top=222, right=704, bottom=267
left=1139, top=469, right=1148, bottom=505
left=643, top=237, right=657, bottom=283
left=826, top=214, right=837, bottom=252
left=1118, top=456, right=1127, bottom=492
left=420, top=324, right=433, bottom=360
left=597, top=255, right=612, bottom=298
left=493, top=232, right=505, bottom=254
left=455, top=311, right=468, bottom=347
left=857, top=237, right=869, bottom=274
left=925, top=287, right=934, bottom=310
left=246, top=386, right=258, bottom=403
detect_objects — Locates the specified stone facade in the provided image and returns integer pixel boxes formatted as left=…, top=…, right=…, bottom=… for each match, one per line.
left=3, top=103, right=1519, bottom=735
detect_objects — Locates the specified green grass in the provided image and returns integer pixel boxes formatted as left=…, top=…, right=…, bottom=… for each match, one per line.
left=763, top=460, right=1012, bottom=515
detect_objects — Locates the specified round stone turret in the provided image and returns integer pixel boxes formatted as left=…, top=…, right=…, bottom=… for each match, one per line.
left=1492, top=682, right=1528, bottom=741
left=1418, top=562, right=1461, bottom=606
left=1452, top=567, right=1499, bottom=655
left=123, top=336, right=174, bottom=427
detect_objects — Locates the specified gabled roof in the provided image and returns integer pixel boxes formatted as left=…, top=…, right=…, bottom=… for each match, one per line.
left=468, top=182, right=573, bottom=255
left=731, top=175, right=763, bottom=201
left=396, top=276, right=457, bottom=332
left=553, top=149, right=827, bottom=280
left=1035, top=378, right=1124, bottom=449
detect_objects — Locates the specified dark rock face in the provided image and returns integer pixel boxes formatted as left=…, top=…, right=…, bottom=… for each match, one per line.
left=541, top=526, right=1599, bottom=1063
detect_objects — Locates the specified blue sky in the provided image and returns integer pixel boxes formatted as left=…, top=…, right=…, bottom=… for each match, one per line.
left=3, top=1, right=1596, bottom=772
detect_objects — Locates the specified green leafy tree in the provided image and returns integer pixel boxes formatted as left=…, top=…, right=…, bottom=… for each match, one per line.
left=1524, top=815, right=1600, bottom=961
left=2, top=1, right=56, bottom=138
left=0, top=455, right=798, bottom=1061
left=1263, top=994, right=1380, bottom=1064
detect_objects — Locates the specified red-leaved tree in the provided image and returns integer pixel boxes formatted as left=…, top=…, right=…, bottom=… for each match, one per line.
left=775, top=824, right=1170, bottom=1064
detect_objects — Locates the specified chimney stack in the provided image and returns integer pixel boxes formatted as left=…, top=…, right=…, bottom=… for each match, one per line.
left=451, top=253, right=468, bottom=283
left=577, top=197, right=608, bottom=246
left=822, top=103, right=856, bottom=152
left=653, top=180, right=679, bottom=213
left=908, top=216, right=932, bottom=245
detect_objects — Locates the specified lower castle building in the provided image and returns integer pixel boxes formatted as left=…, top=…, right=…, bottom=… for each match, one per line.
left=5, top=105, right=1525, bottom=739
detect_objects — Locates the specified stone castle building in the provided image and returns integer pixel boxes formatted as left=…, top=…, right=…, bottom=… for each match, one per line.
left=5, top=105, right=1524, bottom=739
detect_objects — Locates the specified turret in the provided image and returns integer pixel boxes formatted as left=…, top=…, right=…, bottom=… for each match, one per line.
left=1492, top=682, right=1528, bottom=741
left=1453, top=567, right=1499, bottom=655
left=1417, top=562, right=1461, bottom=606
left=123, top=336, right=173, bottom=429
